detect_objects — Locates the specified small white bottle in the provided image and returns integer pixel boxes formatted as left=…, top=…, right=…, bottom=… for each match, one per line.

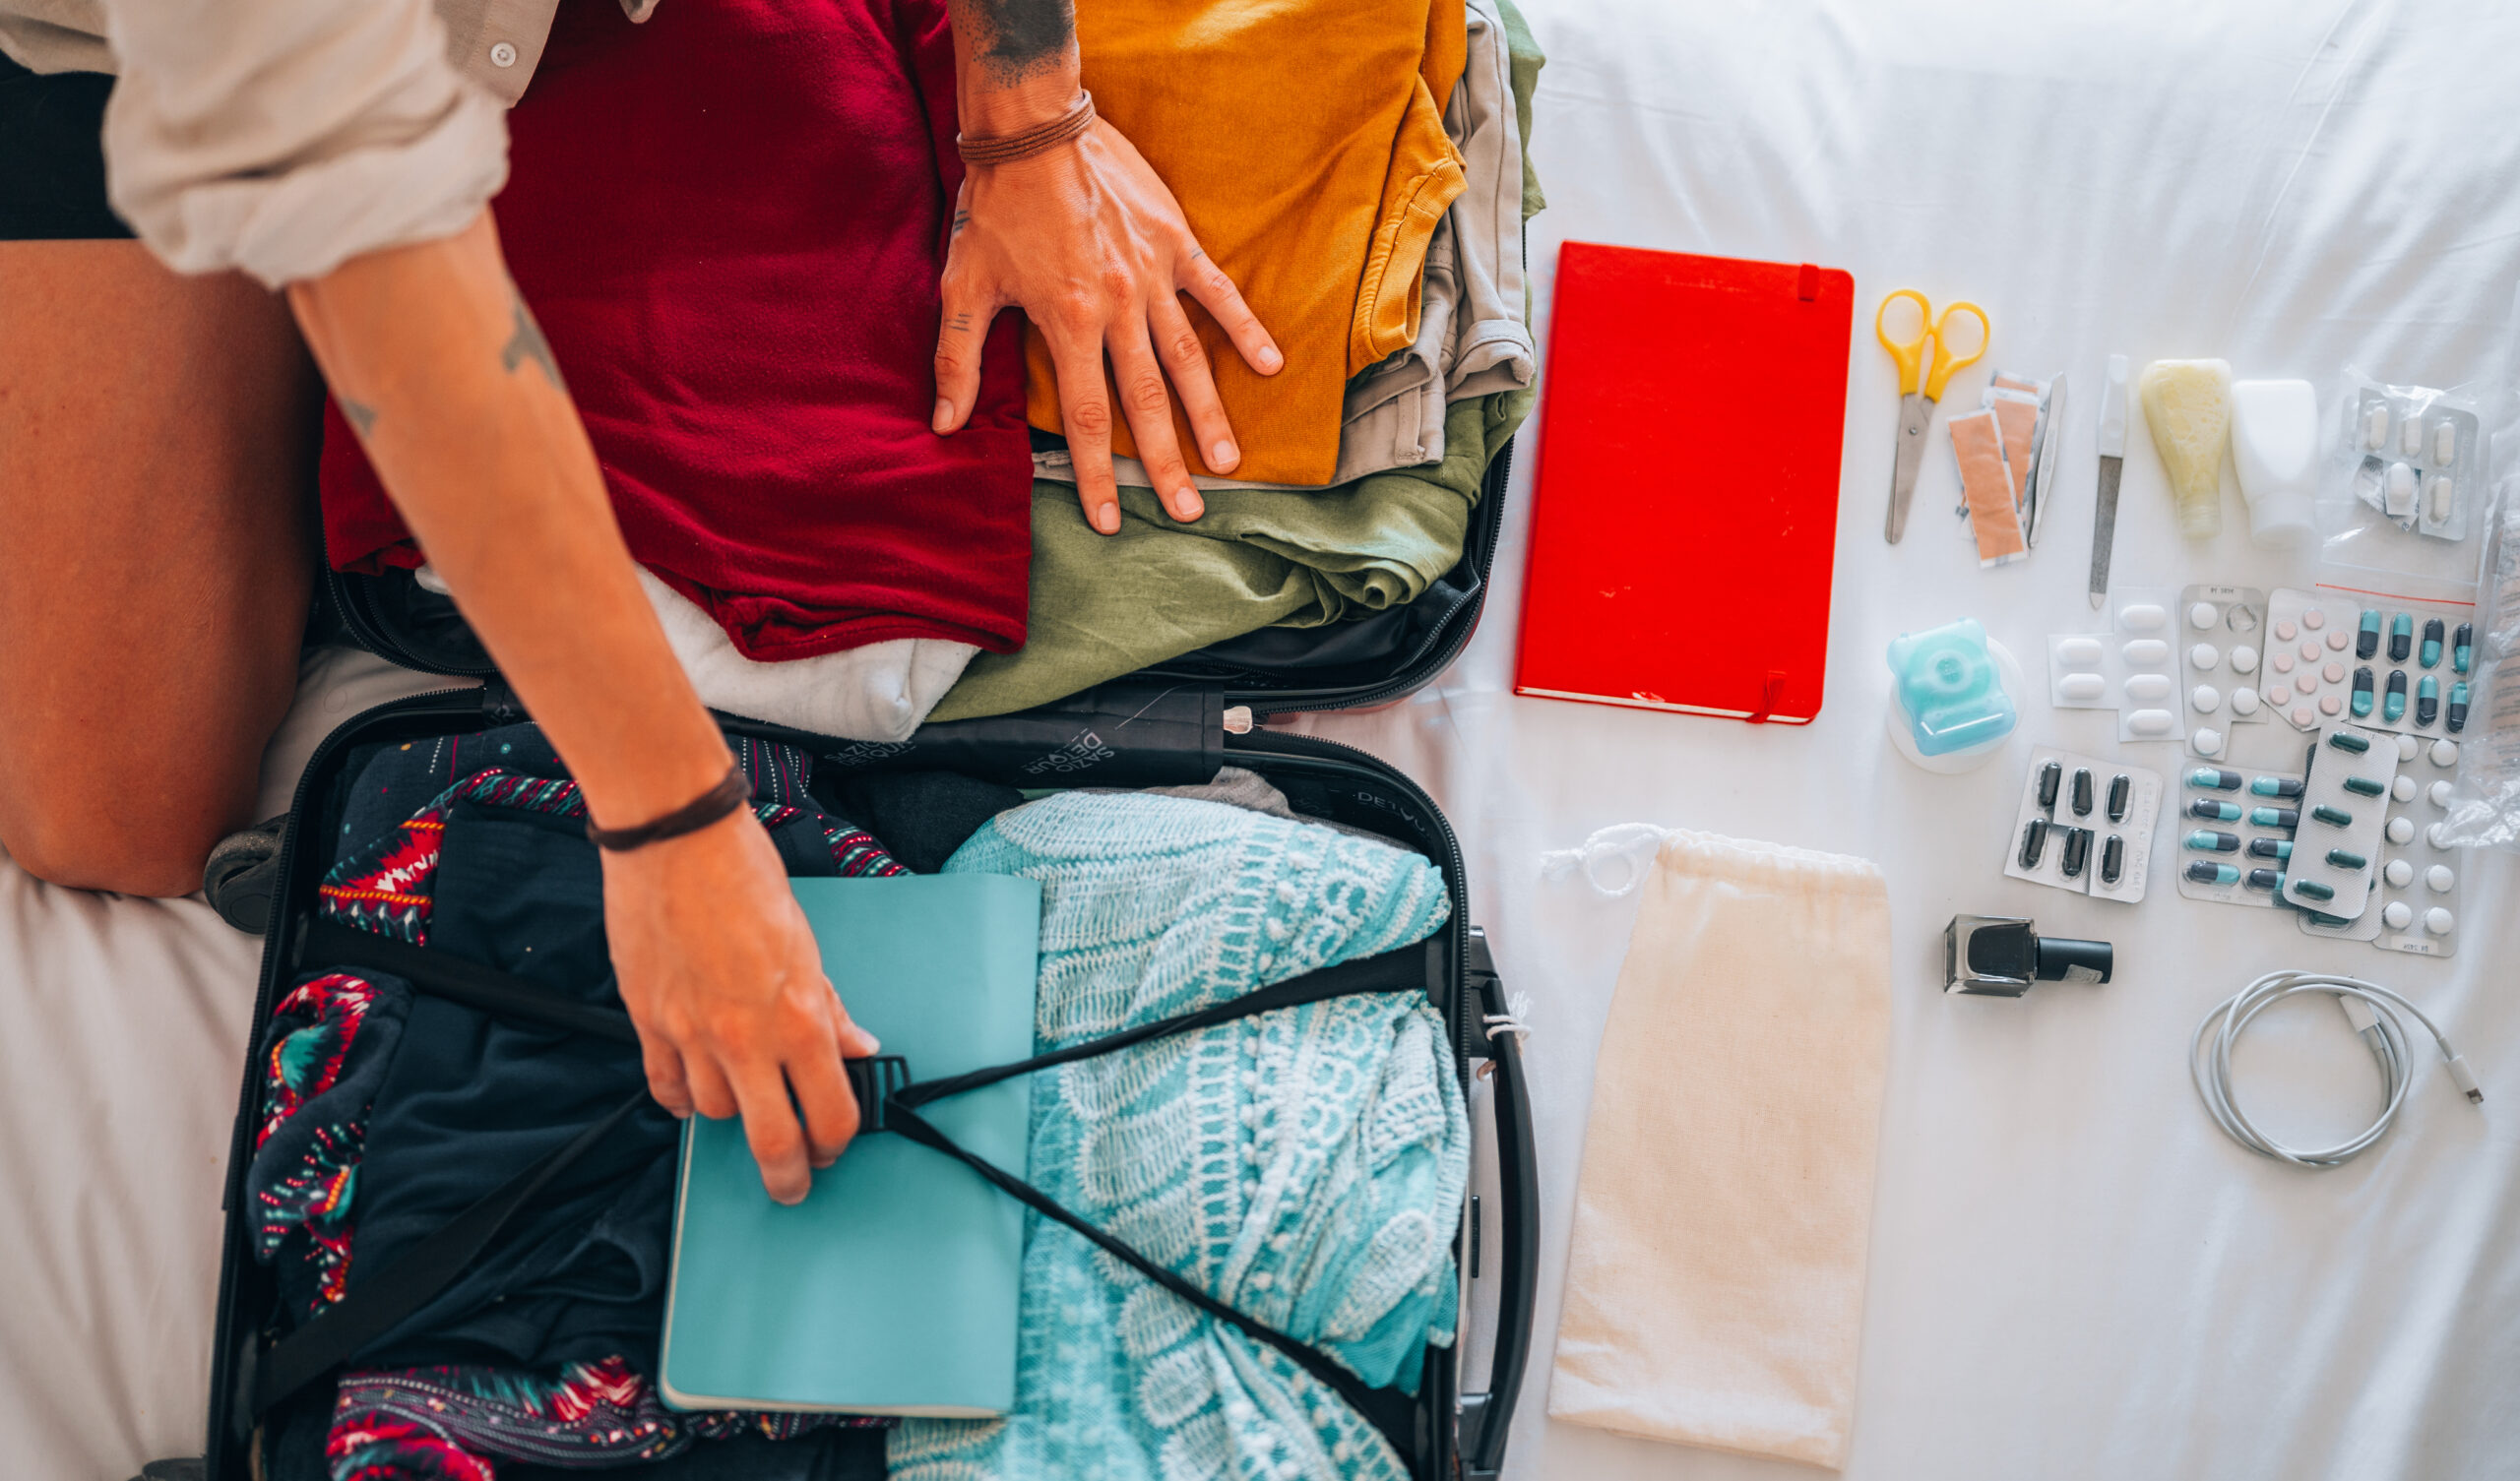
left=2230, top=379, right=2318, bottom=550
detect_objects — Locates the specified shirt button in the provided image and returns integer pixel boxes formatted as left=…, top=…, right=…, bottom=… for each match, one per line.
left=488, top=40, right=519, bottom=67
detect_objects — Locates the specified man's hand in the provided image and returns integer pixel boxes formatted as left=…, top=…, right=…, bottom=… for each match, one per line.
left=930, top=117, right=1282, bottom=534
left=604, top=809, right=880, bottom=1204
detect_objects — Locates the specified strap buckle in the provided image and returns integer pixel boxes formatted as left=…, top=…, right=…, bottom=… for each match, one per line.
left=849, top=1055, right=910, bottom=1134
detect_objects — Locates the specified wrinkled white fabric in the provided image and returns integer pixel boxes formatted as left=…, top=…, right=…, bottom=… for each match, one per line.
left=1545, top=830, right=1890, bottom=1470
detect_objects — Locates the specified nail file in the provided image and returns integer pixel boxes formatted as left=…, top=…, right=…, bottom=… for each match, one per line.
left=2088, top=354, right=2127, bottom=609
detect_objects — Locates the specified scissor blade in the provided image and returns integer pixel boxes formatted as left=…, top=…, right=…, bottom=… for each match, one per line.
left=2088, top=454, right=2123, bottom=608
left=1884, top=392, right=1933, bottom=543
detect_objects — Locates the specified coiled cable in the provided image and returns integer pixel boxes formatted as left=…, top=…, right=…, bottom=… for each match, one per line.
left=2190, top=969, right=2483, bottom=1168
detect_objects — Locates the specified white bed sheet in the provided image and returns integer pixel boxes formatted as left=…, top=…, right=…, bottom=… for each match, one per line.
left=8, top=1, right=2520, bottom=1476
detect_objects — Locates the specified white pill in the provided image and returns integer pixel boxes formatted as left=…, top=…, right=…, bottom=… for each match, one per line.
left=2425, top=907, right=2454, bottom=936
left=2190, top=643, right=2220, bottom=671
left=2058, top=637, right=2104, bottom=666
left=2388, top=816, right=2417, bottom=845
left=2386, top=857, right=2415, bottom=886
left=2290, top=706, right=2315, bottom=728
left=2189, top=601, right=2220, bottom=630
left=2431, top=739, right=2459, bottom=768
left=2126, top=672, right=2173, bottom=702
left=2192, top=685, right=2222, bottom=713
left=2231, top=687, right=2261, bottom=715
left=2426, top=865, right=2455, bottom=894
left=2301, top=608, right=2327, bottom=631
left=2121, top=604, right=2168, bottom=634
left=2392, top=774, right=2417, bottom=802
left=2427, top=475, right=2454, bottom=524
left=2385, top=462, right=2417, bottom=518
left=2230, top=645, right=2258, bottom=674
left=2434, top=420, right=2458, bottom=463
left=2401, top=414, right=2424, bottom=459
left=2124, top=639, right=2171, bottom=666
left=2058, top=672, right=2106, bottom=702
left=2275, top=620, right=2299, bottom=642
left=2319, top=694, right=2343, bottom=716
left=2395, top=733, right=2421, bottom=761
left=2428, top=823, right=2452, bottom=848
left=2383, top=901, right=2413, bottom=930
left=2192, top=726, right=2224, bottom=755
left=2429, top=780, right=2453, bottom=808
left=2364, top=403, right=2389, bottom=451
left=2128, top=709, right=2175, bottom=735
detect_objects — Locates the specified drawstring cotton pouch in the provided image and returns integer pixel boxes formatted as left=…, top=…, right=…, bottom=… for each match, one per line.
left=1541, top=827, right=1891, bottom=1470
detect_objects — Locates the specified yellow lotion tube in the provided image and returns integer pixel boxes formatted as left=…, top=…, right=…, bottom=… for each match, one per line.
left=2138, top=358, right=2233, bottom=539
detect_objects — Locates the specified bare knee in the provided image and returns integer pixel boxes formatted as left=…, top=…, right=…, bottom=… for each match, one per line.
left=0, top=778, right=236, bottom=898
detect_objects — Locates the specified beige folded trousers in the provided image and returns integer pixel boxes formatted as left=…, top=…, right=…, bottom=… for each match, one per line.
left=1547, top=830, right=1891, bottom=1470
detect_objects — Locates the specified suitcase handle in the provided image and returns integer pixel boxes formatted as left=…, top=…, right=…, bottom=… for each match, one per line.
left=1457, top=926, right=1538, bottom=1480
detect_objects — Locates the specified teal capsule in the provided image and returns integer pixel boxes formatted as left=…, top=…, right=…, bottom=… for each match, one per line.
left=2189, top=799, right=2241, bottom=822
left=2185, top=830, right=2240, bottom=852
left=2245, top=868, right=2285, bottom=892
left=2311, top=804, right=2353, bottom=827
left=2188, top=767, right=2243, bottom=790
left=2296, top=879, right=2337, bottom=901
left=2325, top=847, right=2368, bottom=870
left=2417, top=674, right=2439, bottom=726
left=2328, top=729, right=2370, bottom=754
left=2421, top=618, right=2443, bottom=669
left=2250, top=775, right=2303, bottom=798
left=2303, top=907, right=2354, bottom=925
left=2249, top=806, right=2298, bottom=829
left=2454, top=622, right=2473, bottom=674
left=2343, top=774, right=2385, bottom=797
left=2186, top=860, right=2239, bottom=886
left=2247, top=837, right=2293, bottom=860
left=2449, top=681, right=2470, bottom=733
left=2357, top=609, right=2382, bottom=658
left=2351, top=665, right=2374, bottom=717
left=2384, top=669, right=2408, bottom=722
left=2389, top=612, right=2414, bottom=662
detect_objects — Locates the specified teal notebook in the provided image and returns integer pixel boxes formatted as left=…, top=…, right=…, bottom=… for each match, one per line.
left=659, top=873, right=1041, bottom=1416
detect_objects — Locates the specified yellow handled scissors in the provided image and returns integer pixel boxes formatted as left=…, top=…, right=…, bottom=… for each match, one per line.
left=1875, top=288, right=1990, bottom=543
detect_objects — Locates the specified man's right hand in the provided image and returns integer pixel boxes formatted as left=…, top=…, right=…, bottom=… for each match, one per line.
left=603, top=806, right=878, bottom=1204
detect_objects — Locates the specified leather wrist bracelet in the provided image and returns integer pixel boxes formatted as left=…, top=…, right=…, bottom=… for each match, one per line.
left=585, top=763, right=750, bottom=852
left=957, top=90, right=1095, bottom=167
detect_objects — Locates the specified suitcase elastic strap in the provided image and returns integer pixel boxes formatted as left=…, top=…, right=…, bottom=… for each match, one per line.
left=249, top=921, right=1440, bottom=1457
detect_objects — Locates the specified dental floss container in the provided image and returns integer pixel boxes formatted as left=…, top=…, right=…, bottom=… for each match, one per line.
left=1886, top=617, right=2021, bottom=774
left=2231, top=379, right=2318, bottom=550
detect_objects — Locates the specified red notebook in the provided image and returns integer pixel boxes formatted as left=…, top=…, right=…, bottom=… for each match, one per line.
left=1514, top=244, right=1855, bottom=723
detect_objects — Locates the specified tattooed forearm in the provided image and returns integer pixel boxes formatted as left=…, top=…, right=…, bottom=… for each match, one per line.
left=500, top=293, right=566, bottom=392
left=342, top=397, right=380, bottom=437
left=953, top=0, right=1074, bottom=85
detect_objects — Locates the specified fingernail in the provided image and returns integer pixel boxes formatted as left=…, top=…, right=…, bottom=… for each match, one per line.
left=1095, top=502, right=1121, bottom=534
left=1210, top=440, right=1237, bottom=469
left=931, top=400, right=953, bottom=432
left=1257, top=346, right=1284, bottom=373
left=1176, top=488, right=1205, bottom=520
left=858, top=1030, right=881, bottom=1054
left=668, top=1106, right=689, bottom=1120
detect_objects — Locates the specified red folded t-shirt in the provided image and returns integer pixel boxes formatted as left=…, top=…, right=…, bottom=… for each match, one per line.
left=319, top=0, right=1033, bottom=662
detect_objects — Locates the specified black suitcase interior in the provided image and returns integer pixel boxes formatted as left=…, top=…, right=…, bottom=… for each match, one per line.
left=195, top=446, right=1537, bottom=1481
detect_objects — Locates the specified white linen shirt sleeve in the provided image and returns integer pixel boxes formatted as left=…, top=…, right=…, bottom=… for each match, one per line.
left=96, top=0, right=509, bottom=287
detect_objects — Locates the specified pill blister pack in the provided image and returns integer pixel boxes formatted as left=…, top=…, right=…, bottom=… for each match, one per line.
left=2004, top=748, right=2162, bottom=903
left=2263, top=587, right=2474, bottom=740
left=2175, top=584, right=2269, bottom=760
left=2367, top=732, right=2464, bottom=956
left=2348, top=385, right=2477, bottom=543
left=2048, top=588, right=2185, bottom=743
left=2280, top=724, right=2399, bottom=919
left=2173, top=758, right=2309, bottom=908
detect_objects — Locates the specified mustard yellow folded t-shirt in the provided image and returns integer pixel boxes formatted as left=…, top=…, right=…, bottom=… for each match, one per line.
left=1023, top=0, right=1469, bottom=487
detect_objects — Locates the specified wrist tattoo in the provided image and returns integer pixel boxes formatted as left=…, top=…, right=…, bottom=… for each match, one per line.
left=954, top=0, right=1074, bottom=84
left=501, top=291, right=567, bottom=392
left=342, top=397, right=380, bottom=437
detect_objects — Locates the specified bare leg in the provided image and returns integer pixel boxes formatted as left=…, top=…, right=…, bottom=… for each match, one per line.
left=0, top=240, right=318, bottom=895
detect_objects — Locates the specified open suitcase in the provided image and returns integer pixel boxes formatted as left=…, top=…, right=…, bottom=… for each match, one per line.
left=182, top=443, right=1537, bottom=1481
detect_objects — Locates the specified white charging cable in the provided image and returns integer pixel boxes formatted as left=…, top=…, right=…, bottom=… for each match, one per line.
left=2190, top=969, right=2484, bottom=1168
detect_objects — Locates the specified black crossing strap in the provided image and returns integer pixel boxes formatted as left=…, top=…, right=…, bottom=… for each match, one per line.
left=246, top=1090, right=647, bottom=1424
left=298, top=918, right=639, bottom=1046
